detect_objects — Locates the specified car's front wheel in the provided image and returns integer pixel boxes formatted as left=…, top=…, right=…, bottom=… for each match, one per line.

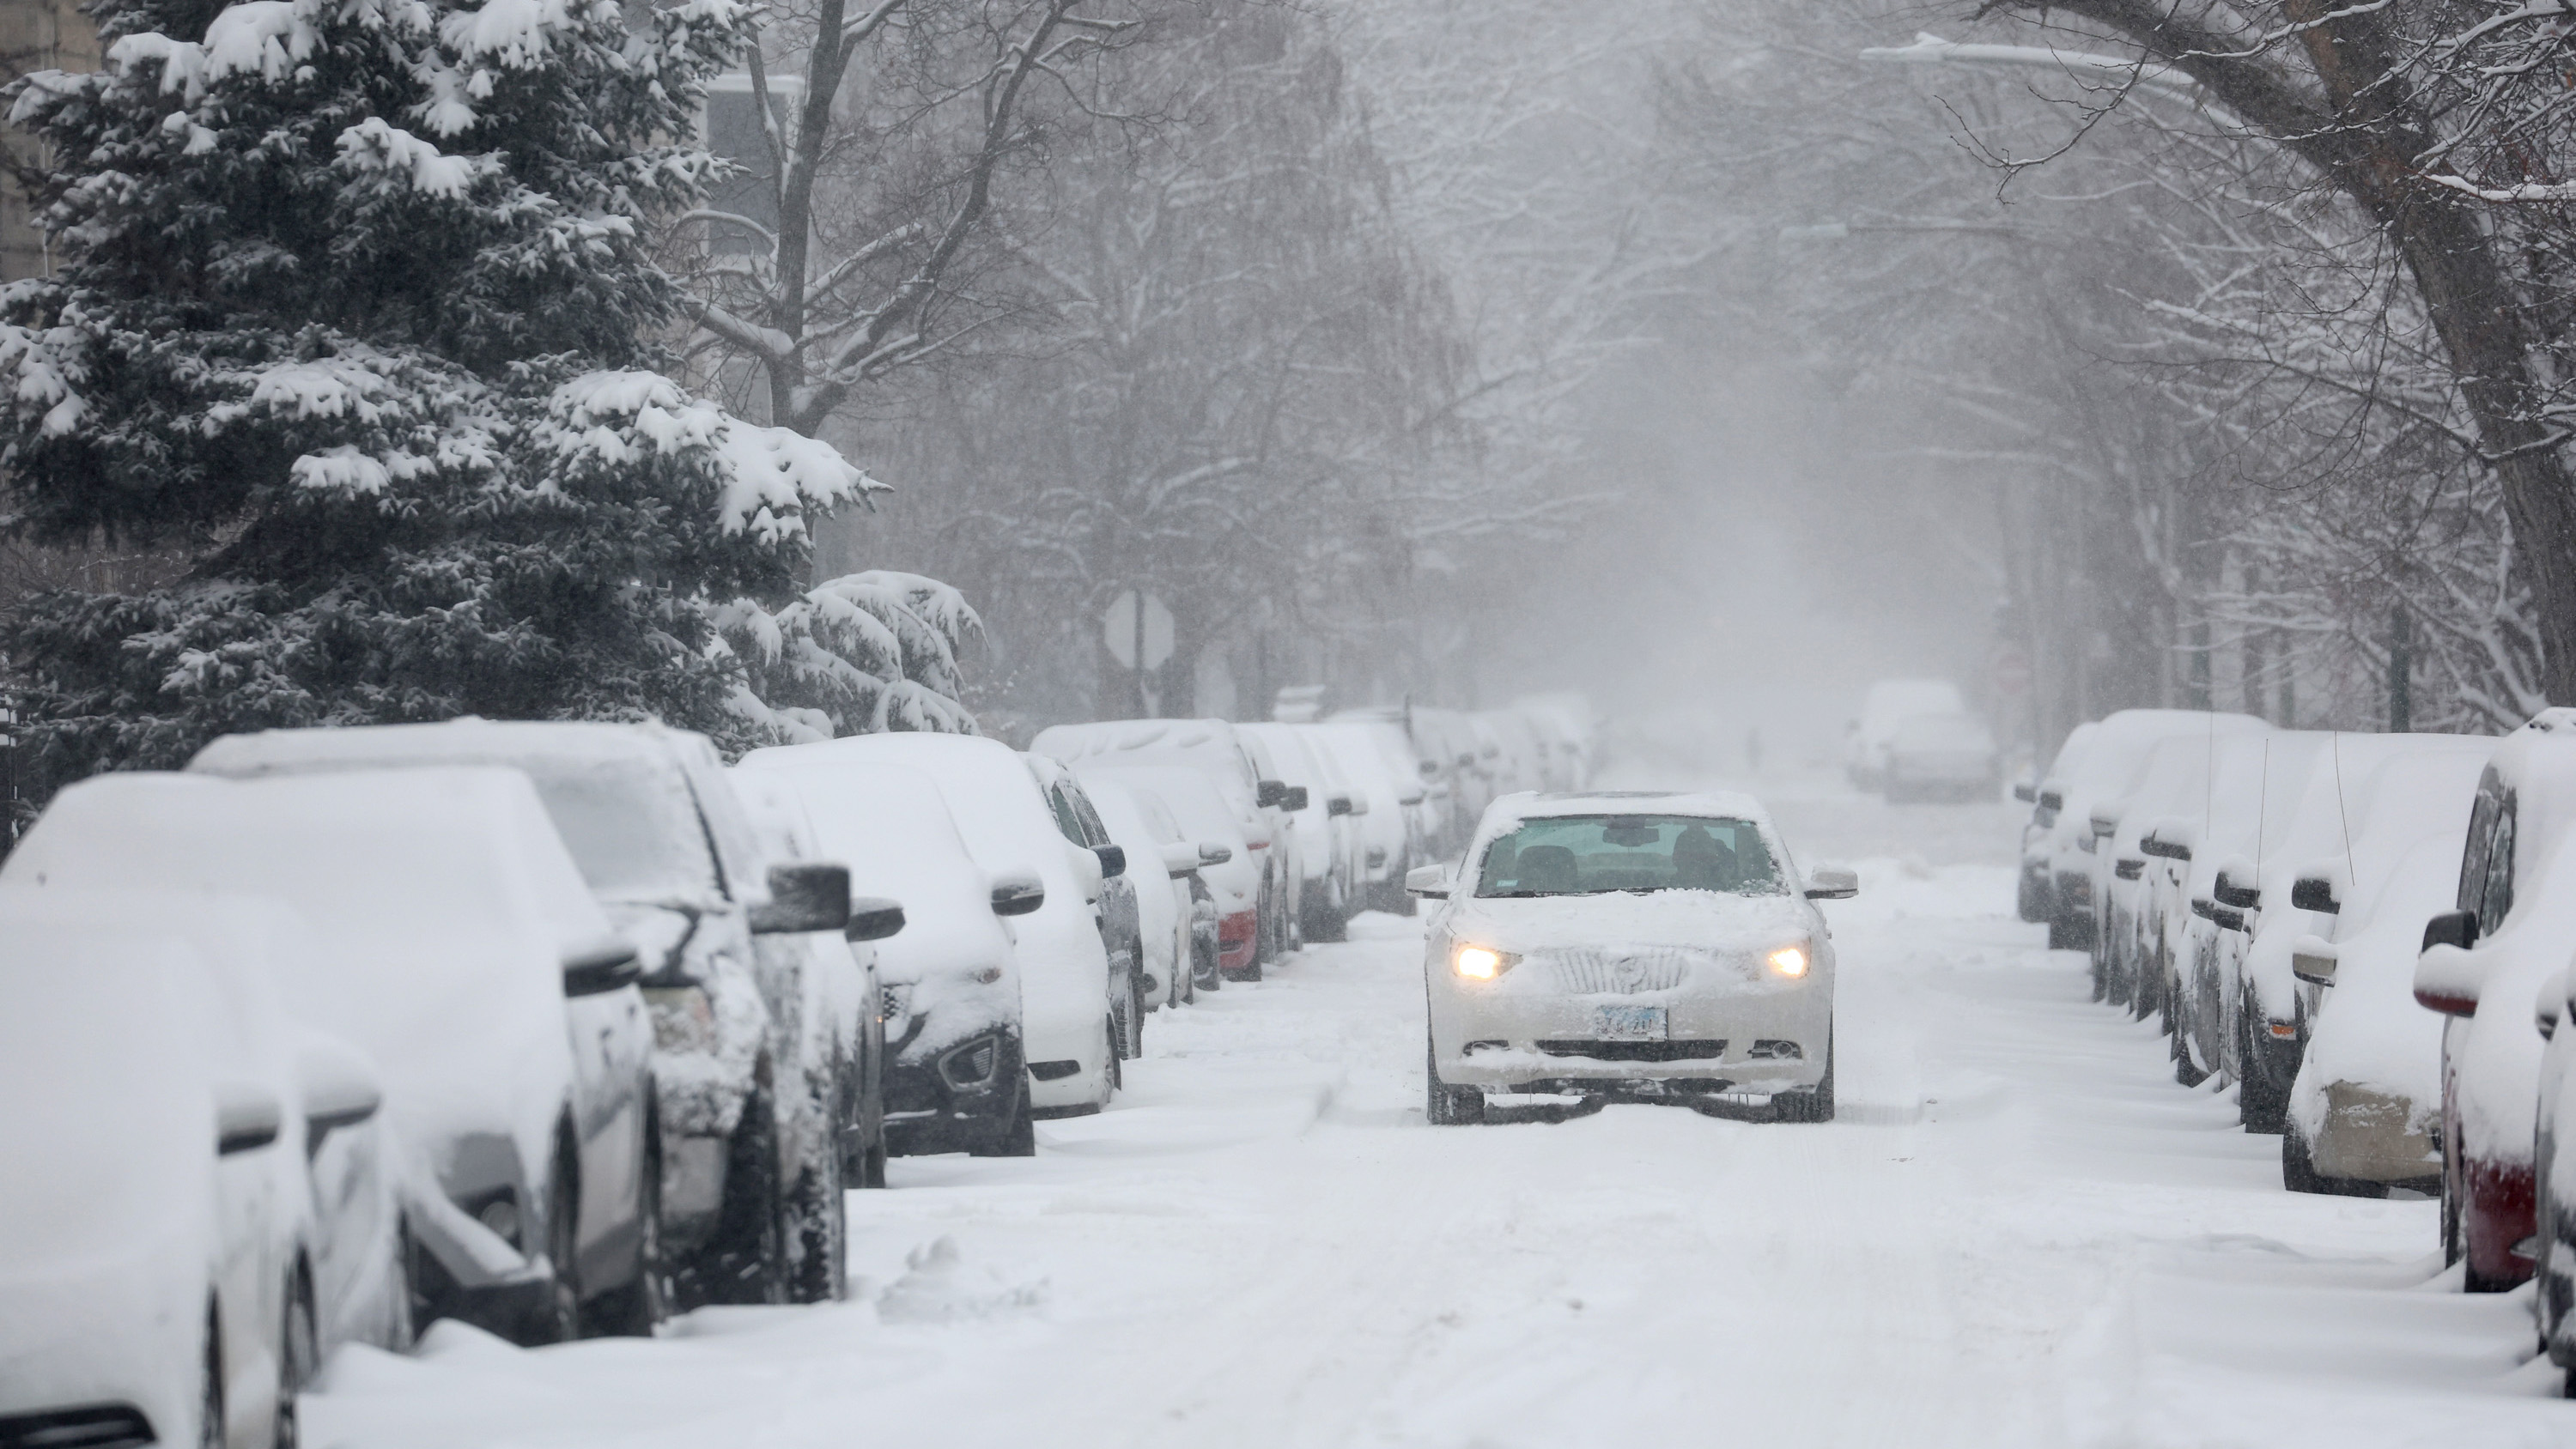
left=1424, top=1038, right=1484, bottom=1125
left=1775, top=1032, right=1837, bottom=1123
left=276, top=1270, right=317, bottom=1449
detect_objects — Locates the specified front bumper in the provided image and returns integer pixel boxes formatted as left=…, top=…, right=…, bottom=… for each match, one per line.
left=1218, top=909, right=1257, bottom=974
left=1431, top=991, right=1829, bottom=1094
left=883, top=1029, right=1023, bottom=1155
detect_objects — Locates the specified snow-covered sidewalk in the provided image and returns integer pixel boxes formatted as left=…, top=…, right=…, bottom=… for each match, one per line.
left=306, top=796, right=2573, bottom=1448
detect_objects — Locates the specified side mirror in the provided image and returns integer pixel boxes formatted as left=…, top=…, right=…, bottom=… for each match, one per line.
left=1068, top=844, right=1104, bottom=903
left=2539, top=969, right=2569, bottom=1041
left=1405, top=863, right=1449, bottom=899
left=1094, top=844, right=1127, bottom=880
left=1159, top=841, right=1203, bottom=876
left=1345, top=795, right=1370, bottom=816
left=2422, top=909, right=2479, bottom=953
left=2213, top=863, right=2261, bottom=910
left=845, top=896, right=906, bottom=943
left=2291, top=936, right=2338, bottom=986
left=991, top=872, right=1046, bottom=917
left=1418, top=760, right=1439, bottom=779
left=750, top=862, right=852, bottom=935
left=2415, top=937, right=2482, bottom=1016
left=2290, top=874, right=2340, bottom=913
left=1197, top=840, right=1234, bottom=867
left=2012, top=781, right=2037, bottom=803
left=215, top=1081, right=283, bottom=1155
left=2089, top=809, right=2118, bottom=839
left=2189, top=897, right=2245, bottom=931
left=1257, top=779, right=1289, bottom=809
left=297, top=1040, right=383, bottom=1139
left=2115, top=858, right=2144, bottom=881
left=2139, top=826, right=2191, bottom=861
left=562, top=937, right=644, bottom=996
left=1804, top=865, right=1859, bottom=900
left=1327, top=794, right=1355, bottom=817
left=1283, top=785, right=1309, bottom=812
left=2038, top=788, right=2063, bottom=812
left=1398, top=788, right=1426, bottom=807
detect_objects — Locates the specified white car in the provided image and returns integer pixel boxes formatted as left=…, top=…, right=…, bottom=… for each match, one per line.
left=1879, top=712, right=2000, bottom=803
left=3, top=767, right=660, bottom=1343
left=1843, top=679, right=1966, bottom=790
left=1309, top=720, right=1425, bottom=914
left=739, top=755, right=1034, bottom=1157
left=1411, top=791, right=1856, bottom=1124
left=1081, top=774, right=1201, bottom=1011
left=0, top=906, right=392, bottom=1449
left=1086, top=765, right=1255, bottom=986
left=747, top=733, right=1121, bottom=1119
left=1240, top=722, right=1355, bottom=943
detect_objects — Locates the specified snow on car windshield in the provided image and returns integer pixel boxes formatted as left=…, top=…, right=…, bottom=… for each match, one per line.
left=515, top=756, right=720, bottom=904
left=1475, top=815, right=1782, bottom=898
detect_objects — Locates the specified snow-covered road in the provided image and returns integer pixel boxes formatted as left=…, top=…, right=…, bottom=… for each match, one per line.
left=307, top=786, right=2575, bottom=1448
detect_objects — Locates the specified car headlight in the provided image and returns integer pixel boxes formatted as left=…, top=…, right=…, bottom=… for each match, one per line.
left=1453, top=943, right=1519, bottom=980
left=1767, top=943, right=1811, bottom=978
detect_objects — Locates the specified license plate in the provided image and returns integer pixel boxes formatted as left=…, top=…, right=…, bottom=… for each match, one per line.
left=1594, top=1004, right=1668, bottom=1041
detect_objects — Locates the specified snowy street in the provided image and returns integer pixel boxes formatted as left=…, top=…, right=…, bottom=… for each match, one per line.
left=302, top=785, right=2569, bottom=1449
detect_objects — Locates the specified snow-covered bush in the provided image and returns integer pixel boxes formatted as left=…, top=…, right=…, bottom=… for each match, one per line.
left=0, top=0, right=972, bottom=803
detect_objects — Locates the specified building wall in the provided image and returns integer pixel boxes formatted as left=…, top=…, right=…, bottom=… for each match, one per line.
left=0, top=0, right=97, bottom=282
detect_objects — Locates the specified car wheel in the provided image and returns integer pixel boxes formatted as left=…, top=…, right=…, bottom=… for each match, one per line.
left=276, top=1271, right=317, bottom=1449
left=786, top=1108, right=847, bottom=1305
left=1776, top=1031, right=1837, bottom=1123
left=1424, top=1037, right=1484, bottom=1125
left=199, top=1301, right=224, bottom=1449
left=589, top=1130, right=668, bottom=1337
left=685, top=1086, right=787, bottom=1307
left=531, top=1147, right=584, bottom=1343
left=2237, top=997, right=2289, bottom=1134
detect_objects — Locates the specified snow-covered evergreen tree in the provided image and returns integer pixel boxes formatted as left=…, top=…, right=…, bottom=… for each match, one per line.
left=0, top=0, right=971, bottom=798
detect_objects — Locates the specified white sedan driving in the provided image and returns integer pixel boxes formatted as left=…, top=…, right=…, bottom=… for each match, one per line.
left=1412, top=791, right=1856, bottom=1124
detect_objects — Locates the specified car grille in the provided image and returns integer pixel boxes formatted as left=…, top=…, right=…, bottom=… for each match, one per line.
left=1535, top=1039, right=1726, bottom=1062
left=1534, top=947, right=1696, bottom=994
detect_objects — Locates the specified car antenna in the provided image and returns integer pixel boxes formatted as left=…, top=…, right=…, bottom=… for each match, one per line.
left=2331, top=731, right=2355, bottom=906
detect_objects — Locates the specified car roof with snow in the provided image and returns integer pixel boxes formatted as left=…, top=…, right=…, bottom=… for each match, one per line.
left=1492, top=789, right=1776, bottom=824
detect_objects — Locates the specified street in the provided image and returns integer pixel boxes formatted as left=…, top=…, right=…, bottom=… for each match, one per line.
left=304, top=782, right=2569, bottom=1449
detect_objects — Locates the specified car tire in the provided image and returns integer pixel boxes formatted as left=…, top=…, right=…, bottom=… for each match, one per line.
left=786, top=1108, right=847, bottom=1305
left=2237, top=997, right=2289, bottom=1134
left=1775, top=1032, right=1837, bottom=1123
left=1424, top=1037, right=1485, bottom=1125
left=845, top=1050, right=890, bottom=1191
left=199, top=1300, right=225, bottom=1449
left=530, top=1146, right=583, bottom=1343
left=275, top=1270, right=316, bottom=1449
left=589, top=1130, right=669, bottom=1337
left=686, top=1085, right=787, bottom=1308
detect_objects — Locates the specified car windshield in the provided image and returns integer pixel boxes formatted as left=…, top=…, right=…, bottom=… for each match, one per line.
left=1474, top=814, right=1782, bottom=898
left=515, top=755, right=722, bottom=904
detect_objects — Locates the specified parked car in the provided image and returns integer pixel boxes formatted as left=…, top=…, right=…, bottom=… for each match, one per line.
left=2228, top=734, right=2491, bottom=1133
left=1089, top=764, right=1259, bottom=983
left=726, top=769, right=900, bottom=1300
left=2014, top=721, right=2098, bottom=929
left=2096, top=733, right=2224, bottom=1020
left=1310, top=718, right=1428, bottom=914
left=1031, top=718, right=1288, bottom=963
left=1080, top=773, right=1204, bottom=1012
left=0, top=909, right=385, bottom=1449
left=1879, top=712, right=2001, bottom=803
left=1029, top=754, right=1149, bottom=1056
left=738, top=755, right=1034, bottom=1156
left=1411, top=790, right=1857, bottom=1124
left=750, top=733, right=1123, bottom=1119
left=2414, top=708, right=2576, bottom=1290
left=1242, top=721, right=1356, bottom=943
left=2154, top=731, right=2328, bottom=1082
left=1844, top=679, right=1966, bottom=791
left=1233, top=725, right=1313, bottom=952
left=190, top=720, right=848, bottom=1311
left=3, top=767, right=662, bottom=1342
left=2062, top=711, right=2268, bottom=990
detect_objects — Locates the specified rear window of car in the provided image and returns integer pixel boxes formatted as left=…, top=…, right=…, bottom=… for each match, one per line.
left=1475, top=815, right=1782, bottom=898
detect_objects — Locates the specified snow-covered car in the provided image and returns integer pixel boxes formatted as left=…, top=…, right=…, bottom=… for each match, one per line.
left=2534, top=938, right=2576, bottom=1385
left=1087, top=764, right=1258, bottom=984
left=2014, top=721, right=2097, bottom=929
left=2096, top=733, right=2221, bottom=1020
left=1080, top=774, right=1203, bottom=1012
left=1842, top=678, right=1965, bottom=791
left=2156, top=731, right=2328, bottom=1083
left=738, top=755, right=1034, bottom=1157
left=0, top=912, right=365, bottom=1449
left=2219, top=734, right=2492, bottom=1136
left=1310, top=719, right=1427, bottom=913
left=1242, top=721, right=1354, bottom=943
left=1879, top=712, right=2000, bottom=803
left=726, top=769, right=901, bottom=1300
left=1332, top=707, right=1457, bottom=863
left=1030, top=718, right=1288, bottom=964
left=3, top=767, right=659, bottom=1343
left=1029, top=754, right=1150, bottom=1056
left=750, top=733, right=1122, bottom=1119
left=2044, top=710, right=2266, bottom=965
left=1234, top=724, right=1313, bottom=950
left=1412, top=791, right=1857, bottom=1124
left=2414, top=709, right=2576, bottom=1290
left=189, top=720, right=848, bottom=1311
